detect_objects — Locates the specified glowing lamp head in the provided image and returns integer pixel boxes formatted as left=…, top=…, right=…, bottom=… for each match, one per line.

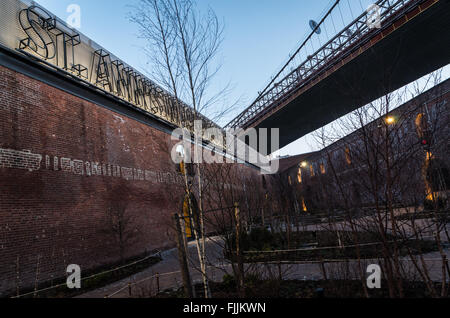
left=385, top=116, right=396, bottom=125
left=300, top=161, right=308, bottom=168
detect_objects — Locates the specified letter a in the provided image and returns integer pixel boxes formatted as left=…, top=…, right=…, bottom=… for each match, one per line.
left=66, top=264, right=81, bottom=289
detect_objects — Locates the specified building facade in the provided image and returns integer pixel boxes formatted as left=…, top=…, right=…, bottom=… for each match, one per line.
left=0, top=0, right=262, bottom=296
left=279, top=79, right=450, bottom=214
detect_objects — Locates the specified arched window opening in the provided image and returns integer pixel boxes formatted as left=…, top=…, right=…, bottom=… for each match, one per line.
left=427, top=159, right=450, bottom=192
left=297, top=168, right=302, bottom=183
left=320, top=163, right=326, bottom=174
left=345, top=146, right=352, bottom=165
left=415, top=113, right=426, bottom=139
left=301, top=197, right=308, bottom=212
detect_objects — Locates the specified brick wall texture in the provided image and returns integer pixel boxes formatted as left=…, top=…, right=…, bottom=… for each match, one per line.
left=0, top=65, right=258, bottom=296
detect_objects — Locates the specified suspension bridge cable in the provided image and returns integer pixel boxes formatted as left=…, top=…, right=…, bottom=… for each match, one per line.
left=323, top=16, right=330, bottom=40
left=358, top=0, right=365, bottom=13
left=330, top=9, right=338, bottom=34
left=309, top=38, right=315, bottom=55
left=347, top=0, right=355, bottom=20
left=225, top=0, right=341, bottom=127
left=338, top=1, right=346, bottom=29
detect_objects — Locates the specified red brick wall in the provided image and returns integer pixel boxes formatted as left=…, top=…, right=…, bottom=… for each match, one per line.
left=0, top=64, right=201, bottom=296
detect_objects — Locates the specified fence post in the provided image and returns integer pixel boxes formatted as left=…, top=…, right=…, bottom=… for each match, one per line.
left=156, top=272, right=160, bottom=294
left=320, top=258, right=328, bottom=281
left=442, top=255, right=448, bottom=297
left=173, top=213, right=193, bottom=298
left=235, top=203, right=245, bottom=297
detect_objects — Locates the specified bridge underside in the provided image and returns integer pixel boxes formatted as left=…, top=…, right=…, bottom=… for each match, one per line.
left=252, top=0, right=450, bottom=152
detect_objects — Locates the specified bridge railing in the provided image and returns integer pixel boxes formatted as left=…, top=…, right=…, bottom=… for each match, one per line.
left=226, top=0, right=424, bottom=130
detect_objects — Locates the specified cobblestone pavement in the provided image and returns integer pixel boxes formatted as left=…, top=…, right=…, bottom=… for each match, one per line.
left=78, top=221, right=450, bottom=298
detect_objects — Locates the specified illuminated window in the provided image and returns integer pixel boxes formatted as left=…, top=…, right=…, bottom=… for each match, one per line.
left=310, top=164, right=315, bottom=177
left=301, top=197, right=308, bottom=212
left=415, top=113, right=425, bottom=139
left=288, top=175, right=292, bottom=185
left=297, top=168, right=302, bottom=183
left=320, top=163, right=326, bottom=174
left=345, top=146, right=352, bottom=165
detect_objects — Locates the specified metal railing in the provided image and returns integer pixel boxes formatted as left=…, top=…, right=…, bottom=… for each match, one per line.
left=226, top=0, right=428, bottom=129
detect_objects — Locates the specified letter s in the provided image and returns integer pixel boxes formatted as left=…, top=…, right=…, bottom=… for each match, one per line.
left=19, top=6, right=56, bottom=59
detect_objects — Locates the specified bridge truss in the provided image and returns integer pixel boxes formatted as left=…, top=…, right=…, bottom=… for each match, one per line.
left=226, top=0, right=435, bottom=130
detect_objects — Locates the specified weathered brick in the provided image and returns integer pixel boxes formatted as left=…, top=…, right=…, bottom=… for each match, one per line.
left=0, top=65, right=261, bottom=296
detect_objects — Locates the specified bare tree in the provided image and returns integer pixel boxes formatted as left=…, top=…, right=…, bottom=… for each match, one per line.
left=130, top=0, right=239, bottom=298
left=104, top=201, right=136, bottom=264
left=130, top=0, right=238, bottom=125
left=305, top=69, right=449, bottom=298
left=103, top=185, right=143, bottom=264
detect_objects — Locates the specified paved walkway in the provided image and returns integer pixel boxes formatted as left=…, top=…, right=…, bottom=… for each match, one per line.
left=77, top=236, right=231, bottom=298
left=78, top=221, right=450, bottom=298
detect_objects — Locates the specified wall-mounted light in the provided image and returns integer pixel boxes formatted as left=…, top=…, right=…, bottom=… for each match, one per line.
left=385, top=116, right=396, bottom=125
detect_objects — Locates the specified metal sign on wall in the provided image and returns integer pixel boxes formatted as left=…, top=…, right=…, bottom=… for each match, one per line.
left=0, top=0, right=217, bottom=134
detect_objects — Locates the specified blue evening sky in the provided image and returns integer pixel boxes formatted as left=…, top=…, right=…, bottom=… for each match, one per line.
left=33, top=0, right=449, bottom=156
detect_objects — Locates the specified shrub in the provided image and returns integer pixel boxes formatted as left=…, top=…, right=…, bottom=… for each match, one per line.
left=424, top=197, right=447, bottom=210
